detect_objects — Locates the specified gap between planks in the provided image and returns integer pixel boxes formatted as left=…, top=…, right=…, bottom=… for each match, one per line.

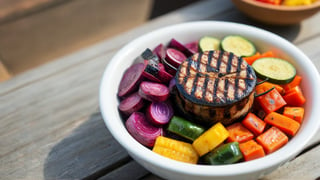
left=85, top=156, right=133, bottom=180
left=0, top=46, right=119, bottom=96
left=96, top=159, right=150, bottom=180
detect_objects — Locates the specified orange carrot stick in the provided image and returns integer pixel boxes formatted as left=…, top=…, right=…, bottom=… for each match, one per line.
left=283, top=107, right=305, bottom=124
left=256, top=81, right=285, bottom=95
left=264, top=112, right=300, bottom=136
left=281, top=75, right=302, bottom=92
left=242, top=113, right=266, bottom=136
left=243, top=52, right=261, bottom=65
left=243, top=51, right=275, bottom=65
left=239, top=140, right=265, bottom=161
left=255, top=88, right=287, bottom=114
left=256, top=126, right=288, bottom=154
left=226, top=122, right=254, bottom=143
left=283, top=86, right=306, bottom=107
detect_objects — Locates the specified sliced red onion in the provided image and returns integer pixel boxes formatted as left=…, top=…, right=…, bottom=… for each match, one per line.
left=168, top=38, right=193, bottom=57
left=184, top=41, right=199, bottom=54
left=125, top=112, right=163, bottom=147
left=146, top=101, right=174, bottom=125
left=118, top=92, right=145, bottom=116
left=161, top=57, right=177, bottom=76
left=138, top=81, right=170, bottom=102
left=165, top=48, right=187, bottom=68
left=153, top=43, right=166, bottom=60
left=118, top=63, right=145, bottom=98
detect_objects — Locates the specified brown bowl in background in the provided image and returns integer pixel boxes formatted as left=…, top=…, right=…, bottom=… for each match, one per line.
left=232, top=0, right=320, bottom=25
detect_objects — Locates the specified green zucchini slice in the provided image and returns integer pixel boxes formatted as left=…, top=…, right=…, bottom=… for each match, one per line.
left=198, top=36, right=220, bottom=52
left=252, top=57, right=296, bottom=84
left=221, top=35, right=256, bottom=57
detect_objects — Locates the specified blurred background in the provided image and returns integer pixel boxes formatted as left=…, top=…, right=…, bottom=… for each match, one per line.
left=0, top=0, right=200, bottom=82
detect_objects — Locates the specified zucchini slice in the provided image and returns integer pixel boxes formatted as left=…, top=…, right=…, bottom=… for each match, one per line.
left=252, top=57, right=296, bottom=84
left=221, top=35, right=256, bottom=57
left=198, top=36, right=220, bottom=52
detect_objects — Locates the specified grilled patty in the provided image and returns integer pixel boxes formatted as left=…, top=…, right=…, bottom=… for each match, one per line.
left=174, top=50, right=257, bottom=125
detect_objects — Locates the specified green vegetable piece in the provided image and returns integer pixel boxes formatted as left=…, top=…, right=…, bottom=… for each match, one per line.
left=252, top=57, right=296, bottom=84
left=204, top=142, right=243, bottom=165
left=199, top=36, right=220, bottom=52
left=167, top=116, right=205, bottom=141
left=221, top=35, right=256, bottom=57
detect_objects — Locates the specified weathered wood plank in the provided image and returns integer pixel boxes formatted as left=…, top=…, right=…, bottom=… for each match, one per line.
left=141, top=174, right=162, bottom=180
left=0, top=52, right=130, bottom=179
left=0, top=0, right=67, bottom=24
left=263, top=144, right=320, bottom=180
left=296, top=35, right=320, bottom=70
left=0, top=0, right=151, bottom=75
left=0, top=0, right=320, bottom=180
left=43, top=113, right=131, bottom=180
left=98, top=160, right=149, bottom=180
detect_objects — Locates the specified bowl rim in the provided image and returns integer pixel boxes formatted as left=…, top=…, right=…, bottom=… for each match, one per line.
left=99, top=21, right=320, bottom=177
left=239, top=0, right=320, bottom=11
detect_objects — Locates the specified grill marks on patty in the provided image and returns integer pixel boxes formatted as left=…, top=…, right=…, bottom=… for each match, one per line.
left=176, top=50, right=256, bottom=106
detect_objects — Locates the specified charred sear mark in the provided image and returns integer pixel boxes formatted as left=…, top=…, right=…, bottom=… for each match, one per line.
left=176, top=50, right=256, bottom=107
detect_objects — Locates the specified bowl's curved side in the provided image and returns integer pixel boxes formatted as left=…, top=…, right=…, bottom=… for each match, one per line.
left=99, top=21, right=320, bottom=179
left=232, top=0, right=320, bottom=25
left=240, top=0, right=320, bottom=10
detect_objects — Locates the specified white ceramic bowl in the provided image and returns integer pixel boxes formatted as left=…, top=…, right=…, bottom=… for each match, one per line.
left=100, top=21, right=320, bottom=180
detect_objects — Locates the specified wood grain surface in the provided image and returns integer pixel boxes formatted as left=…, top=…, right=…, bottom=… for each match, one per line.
left=0, top=1, right=319, bottom=180
left=0, top=0, right=151, bottom=75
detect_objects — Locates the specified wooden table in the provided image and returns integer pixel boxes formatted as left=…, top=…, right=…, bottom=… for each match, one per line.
left=1, top=1, right=320, bottom=179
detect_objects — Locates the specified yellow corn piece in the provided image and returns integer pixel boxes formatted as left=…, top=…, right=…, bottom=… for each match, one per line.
left=192, top=122, right=229, bottom=156
left=152, top=136, right=199, bottom=164
left=283, top=0, right=317, bottom=5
